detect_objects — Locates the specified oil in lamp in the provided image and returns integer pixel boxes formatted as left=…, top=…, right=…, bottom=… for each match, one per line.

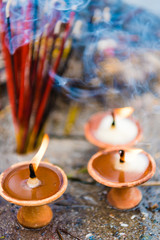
left=88, top=147, right=156, bottom=209
left=85, top=107, right=142, bottom=149
left=0, top=134, right=68, bottom=228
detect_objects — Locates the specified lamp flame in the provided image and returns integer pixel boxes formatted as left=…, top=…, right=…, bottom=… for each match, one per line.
left=114, top=107, right=134, bottom=118
left=128, top=148, right=142, bottom=155
left=31, top=134, right=49, bottom=172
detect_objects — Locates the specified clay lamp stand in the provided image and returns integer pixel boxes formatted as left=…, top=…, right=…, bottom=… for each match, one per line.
left=88, top=147, right=156, bottom=210
left=0, top=162, right=67, bottom=228
left=0, top=135, right=68, bottom=228
left=85, top=107, right=142, bottom=149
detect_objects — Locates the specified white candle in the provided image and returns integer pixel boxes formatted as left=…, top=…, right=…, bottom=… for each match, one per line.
left=113, top=151, right=149, bottom=173
left=94, top=115, right=138, bottom=145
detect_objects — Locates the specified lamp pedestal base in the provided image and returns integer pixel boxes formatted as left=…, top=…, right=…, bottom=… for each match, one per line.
left=17, top=205, right=53, bottom=228
left=107, top=187, right=142, bottom=210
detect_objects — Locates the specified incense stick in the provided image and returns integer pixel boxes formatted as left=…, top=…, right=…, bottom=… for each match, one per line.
left=6, top=17, right=18, bottom=112
left=142, top=181, right=160, bottom=186
left=1, top=2, right=74, bottom=153
left=27, top=12, right=75, bottom=151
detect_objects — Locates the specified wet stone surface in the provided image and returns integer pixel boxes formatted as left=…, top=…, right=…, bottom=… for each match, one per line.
left=0, top=92, right=160, bottom=239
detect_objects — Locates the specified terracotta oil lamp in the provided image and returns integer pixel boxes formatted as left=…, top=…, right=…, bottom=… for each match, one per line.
left=0, top=135, right=68, bottom=228
left=88, top=147, right=156, bottom=209
left=85, top=107, right=142, bottom=149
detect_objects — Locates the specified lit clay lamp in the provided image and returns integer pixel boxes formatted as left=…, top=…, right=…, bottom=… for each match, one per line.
left=88, top=148, right=156, bottom=209
left=85, top=107, right=142, bottom=149
left=0, top=134, right=67, bottom=228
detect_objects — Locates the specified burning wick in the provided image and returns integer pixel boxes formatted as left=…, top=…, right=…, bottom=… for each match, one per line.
left=111, top=111, right=115, bottom=127
left=119, top=150, right=125, bottom=163
left=111, top=107, right=134, bottom=127
left=27, top=134, right=49, bottom=188
left=29, top=164, right=36, bottom=178
left=27, top=164, right=41, bottom=188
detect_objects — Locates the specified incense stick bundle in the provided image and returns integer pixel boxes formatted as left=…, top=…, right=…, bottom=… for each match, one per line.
left=0, top=0, right=74, bottom=153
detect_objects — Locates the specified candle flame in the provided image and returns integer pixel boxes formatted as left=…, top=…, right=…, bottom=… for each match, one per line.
left=128, top=148, right=142, bottom=155
left=31, top=134, right=49, bottom=172
left=114, top=107, right=134, bottom=118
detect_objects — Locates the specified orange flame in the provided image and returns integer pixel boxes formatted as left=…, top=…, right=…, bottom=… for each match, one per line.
left=31, top=134, right=49, bottom=172
left=127, top=148, right=142, bottom=155
left=114, top=107, right=134, bottom=118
